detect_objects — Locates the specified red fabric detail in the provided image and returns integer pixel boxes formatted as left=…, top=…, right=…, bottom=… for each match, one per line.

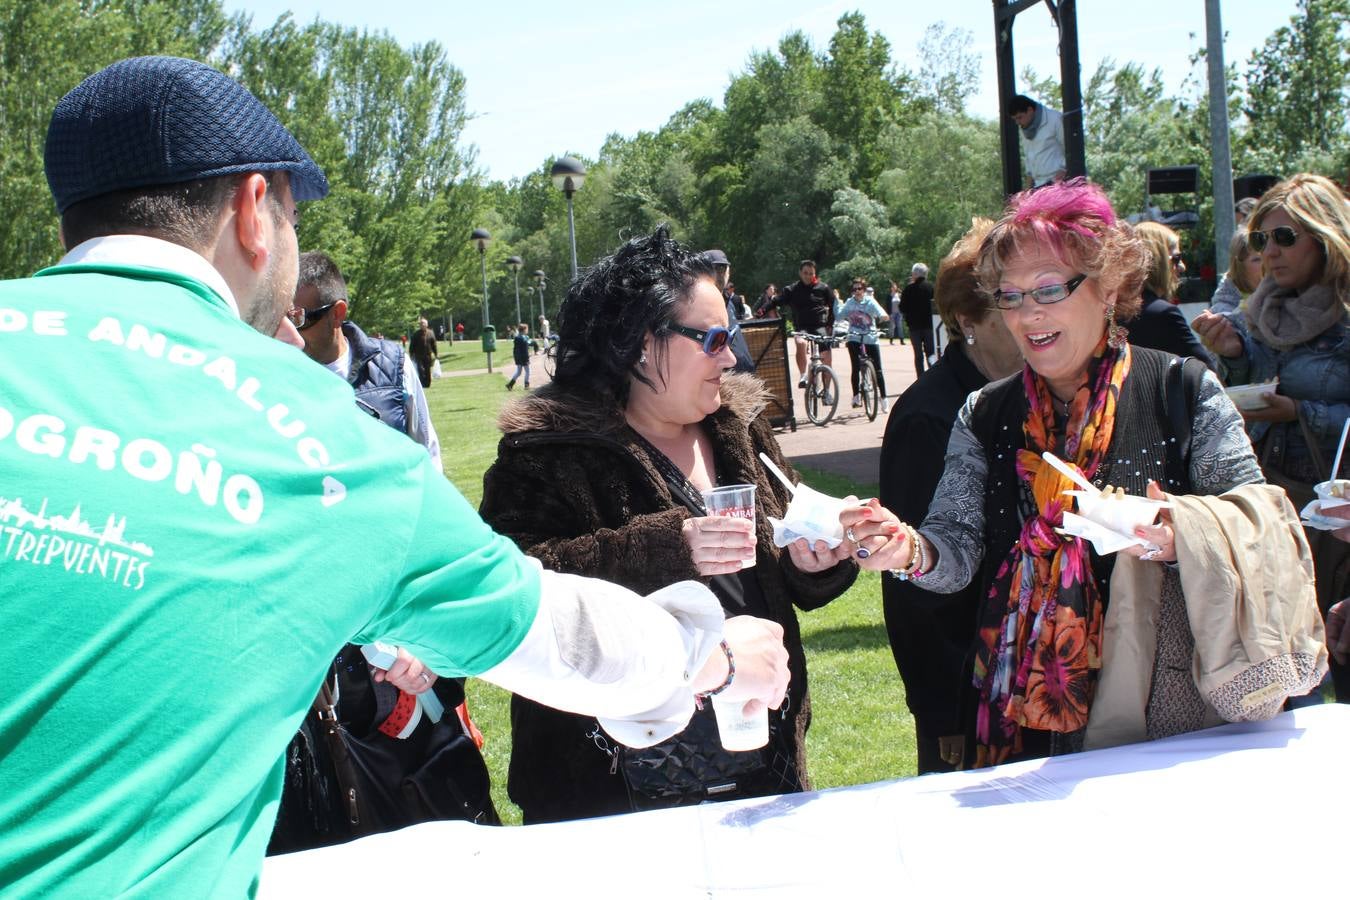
left=378, top=690, right=417, bottom=738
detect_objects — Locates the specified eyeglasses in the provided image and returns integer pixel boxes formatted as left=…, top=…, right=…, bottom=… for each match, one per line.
left=992, top=274, right=1088, bottom=310
left=285, top=301, right=337, bottom=330
left=1248, top=226, right=1301, bottom=252
left=1169, top=252, right=1184, bottom=264
left=667, top=322, right=739, bottom=356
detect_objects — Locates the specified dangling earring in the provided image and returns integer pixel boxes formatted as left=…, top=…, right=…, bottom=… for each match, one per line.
left=1105, top=305, right=1127, bottom=349
left=639, top=352, right=647, bottom=365
left=964, top=332, right=976, bottom=346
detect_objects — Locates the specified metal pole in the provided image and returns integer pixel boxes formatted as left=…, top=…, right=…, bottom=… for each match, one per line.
left=994, top=1, right=1021, bottom=197
left=565, top=192, right=579, bottom=281
left=1056, top=0, right=1087, bottom=180
left=512, top=269, right=521, bottom=326
left=479, top=249, right=492, bottom=373
left=1205, top=0, right=1235, bottom=276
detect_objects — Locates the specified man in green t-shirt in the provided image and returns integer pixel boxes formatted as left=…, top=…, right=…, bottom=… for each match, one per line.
left=0, top=56, right=792, bottom=898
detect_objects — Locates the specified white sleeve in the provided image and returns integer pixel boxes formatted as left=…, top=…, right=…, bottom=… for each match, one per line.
left=401, top=355, right=442, bottom=468
left=478, top=564, right=725, bottom=748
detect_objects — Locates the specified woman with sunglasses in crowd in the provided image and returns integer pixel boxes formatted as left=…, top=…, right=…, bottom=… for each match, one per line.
left=1126, top=222, right=1215, bottom=369
left=1193, top=172, right=1350, bottom=699
left=839, top=277, right=891, bottom=411
left=479, top=227, right=857, bottom=822
left=842, top=180, right=1323, bottom=767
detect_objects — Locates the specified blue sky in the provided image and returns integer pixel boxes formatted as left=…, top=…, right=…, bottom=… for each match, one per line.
left=221, top=1, right=1303, bottom=181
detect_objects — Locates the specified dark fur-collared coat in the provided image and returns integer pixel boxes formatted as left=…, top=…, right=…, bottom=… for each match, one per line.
left=479, top=372, right=858, bottom=823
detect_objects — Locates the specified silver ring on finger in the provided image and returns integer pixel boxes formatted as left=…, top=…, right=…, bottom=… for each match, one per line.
left=419, top=671, right=431, bottom=685
left=1140, top=548, right=1160, bottom=562
left=846, top=527, right=858, bottom=543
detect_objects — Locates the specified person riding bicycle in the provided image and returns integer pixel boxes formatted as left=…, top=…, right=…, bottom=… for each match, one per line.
left=839, top=279, right=890, bottom=412
left=760, top=259, right=835, bottom=389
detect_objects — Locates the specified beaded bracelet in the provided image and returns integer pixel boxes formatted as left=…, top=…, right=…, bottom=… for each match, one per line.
left=695, top=640, right=735, bottom=705
left=890, top=524, right=926, bottom=581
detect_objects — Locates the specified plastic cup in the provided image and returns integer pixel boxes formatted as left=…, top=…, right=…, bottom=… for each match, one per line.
left=702, top=484, right=757, bottom=569
left=710, top=694, right=769, bottom=751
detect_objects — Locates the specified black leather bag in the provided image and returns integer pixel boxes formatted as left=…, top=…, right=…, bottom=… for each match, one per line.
left=268, top=658, right=498, bottom=855
left=610, top=703, right=801, bottom=813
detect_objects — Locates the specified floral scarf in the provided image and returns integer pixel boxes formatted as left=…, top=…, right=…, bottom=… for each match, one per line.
left=972, top=338, right=1132, bottom=767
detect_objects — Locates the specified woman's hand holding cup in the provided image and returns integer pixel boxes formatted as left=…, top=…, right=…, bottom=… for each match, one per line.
left=683, top=515, right=755, bottom=576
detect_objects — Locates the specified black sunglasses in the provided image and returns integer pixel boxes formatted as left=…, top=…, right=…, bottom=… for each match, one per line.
left=992, top=274, right=1088, bottom=310
left=286, top=301, right=338, bottom=330
left=667, top=322, right=739, bottom=356
left=1248, top=226, right=1301, bottom=252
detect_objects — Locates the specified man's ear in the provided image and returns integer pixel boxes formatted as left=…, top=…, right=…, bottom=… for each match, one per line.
left=333, top=299, right=349, bottom=324
left=232, top=173, right=271, bottom=274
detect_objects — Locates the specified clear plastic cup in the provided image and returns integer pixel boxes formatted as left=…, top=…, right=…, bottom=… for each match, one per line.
left=710, top=694, right=769, bottom=751
left=701, top=484, right=757, bottom=568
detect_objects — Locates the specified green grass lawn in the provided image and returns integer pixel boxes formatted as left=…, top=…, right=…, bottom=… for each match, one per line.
left=434, top=339, right=512, bottom=374
left=422, top=372, right=917, bottom=825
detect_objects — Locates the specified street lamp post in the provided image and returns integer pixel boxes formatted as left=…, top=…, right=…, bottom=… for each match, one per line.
left=550, top=156, right=586, bottom=281
left=506, top=255, right=523, bottom=327
left=471, top=227, right=492, bottom=373
left=533, top=270, right=547, bottom=322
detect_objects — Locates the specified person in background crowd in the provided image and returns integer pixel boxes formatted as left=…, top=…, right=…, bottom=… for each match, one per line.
left=901, top=262, right=936, bottom=374
left=1127, top=222, right=1216, bottom=369
left=455, top=321, right=465, bottom=340
left=479, top=227, right=856, bottom=824
left=291, top=251, right=440, bottom=460
left=505, top=322, right=536, bottom=391
left=704, top=248, right=755, bottom=373
left=1210, top=230, right=1264, bottom=315
left=839, top=279, right=890, bottom=411
left=1009, top=93, right=1066, bottom=189
left=1193, top=172, right=1350, bottom=699
left=756, top=283, right=779, bottom=317
left=272, top=251, right=496, bottom=851
left=849, top=179, right=1320, bottom=768
left=888, top=279, right=904, bottom=344
left=537, top=313, right=553, bottom=352
left=409, top=317, right=438, bottom=388
left=760, top=259, right=835, bottom=389
left=1210, top=198, right=1262, bottom=314
left=0, top=55, right=792, bottom=896
left=879, top=218, right=1022, bottom=773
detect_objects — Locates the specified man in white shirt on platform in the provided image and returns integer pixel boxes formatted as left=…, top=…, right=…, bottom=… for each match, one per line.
left=1009, top=94, right=1065, bottom=189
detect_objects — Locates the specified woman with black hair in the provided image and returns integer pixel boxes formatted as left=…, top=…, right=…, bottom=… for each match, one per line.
left=479, top=227, right=856, bottom=823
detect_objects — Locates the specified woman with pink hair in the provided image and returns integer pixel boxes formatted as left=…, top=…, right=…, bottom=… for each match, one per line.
left=838, top=180, right=1323, bottom=767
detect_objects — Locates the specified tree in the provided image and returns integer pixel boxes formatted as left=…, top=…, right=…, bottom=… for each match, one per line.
left=1244, top=0, right=1350, bottom=170
left=917, top=22, right=980, bottom=113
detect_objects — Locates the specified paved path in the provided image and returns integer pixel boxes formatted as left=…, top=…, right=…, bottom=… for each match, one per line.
left=446, top=334, right=942, bottom=490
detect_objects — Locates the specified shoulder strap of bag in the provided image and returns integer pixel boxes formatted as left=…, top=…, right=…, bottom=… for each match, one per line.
left=313, top=672, right=364, bottom=828
left=1164, top=356, right=1203, bottom=494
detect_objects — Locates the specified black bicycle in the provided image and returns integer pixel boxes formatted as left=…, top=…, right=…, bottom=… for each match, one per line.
left=855, top=341, right=881, bottom=422
left=794, top=332, right=841, bottom=426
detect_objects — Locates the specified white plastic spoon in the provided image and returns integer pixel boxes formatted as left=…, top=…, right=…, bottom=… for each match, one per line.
left=758, top=452, right=797, bottom=496
left=1042, top=450, right=1098, bottom=494
left=1332, top=416, right=1349, bottom=480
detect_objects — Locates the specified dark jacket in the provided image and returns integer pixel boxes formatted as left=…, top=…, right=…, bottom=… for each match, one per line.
left=879, top=340, right=989, bottom=773
left=343, top=320, right=408, bottom=433
left=408, top=326, right=438, bottom=365
left=767, top=278, right=834, bottom=333
left=479, top=373, right=857, bottom=823
left=1125, top=290, right=1217, bottom=371
left=899, top=279, right=934, bottom=329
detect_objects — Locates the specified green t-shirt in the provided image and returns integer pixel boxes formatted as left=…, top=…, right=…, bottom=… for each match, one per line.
left=0, top=263, right=538, bottom=897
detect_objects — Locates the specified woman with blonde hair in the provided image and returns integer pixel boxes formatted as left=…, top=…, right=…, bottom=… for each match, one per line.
left=1194, top=172, right=1350, bottom=697
left=1126, top=222, right=1214, bottom=367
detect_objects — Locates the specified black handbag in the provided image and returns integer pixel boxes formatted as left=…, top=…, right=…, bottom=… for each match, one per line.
left=267, top=650, right=499, bottom=855
left=590, top=702, right=802, bottom=813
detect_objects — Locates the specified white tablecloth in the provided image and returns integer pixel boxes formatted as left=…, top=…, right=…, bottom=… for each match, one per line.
left=261, top=705, right=1348, bottom=898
